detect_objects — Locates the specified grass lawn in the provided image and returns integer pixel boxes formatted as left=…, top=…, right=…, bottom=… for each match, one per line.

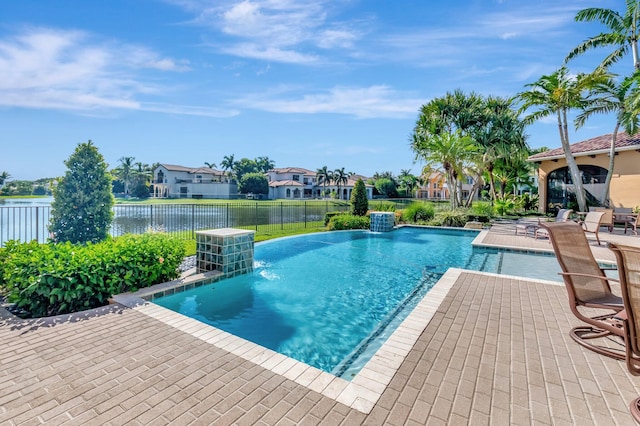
left=182, top=223, right=327, bottom=256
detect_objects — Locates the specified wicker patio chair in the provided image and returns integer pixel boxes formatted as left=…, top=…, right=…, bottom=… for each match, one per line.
left=608, top=243, right=640, bottom=423
left=540, top=221, right=625, bottom=359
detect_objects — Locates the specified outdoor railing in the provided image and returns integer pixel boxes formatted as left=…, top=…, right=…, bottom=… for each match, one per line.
left=0, top=201, right=353, bottom=245
left=0, top=199, right=421, bottom=246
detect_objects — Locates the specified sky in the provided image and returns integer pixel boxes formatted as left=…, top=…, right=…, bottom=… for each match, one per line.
left=0, top=0, right=630, bottom=181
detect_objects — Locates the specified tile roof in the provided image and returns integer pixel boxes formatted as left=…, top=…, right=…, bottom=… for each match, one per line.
left=268, top=180, right=304, bottom=187
left=159, top=164, right=224, bottom=175
left=268, top=167, right=316, bottom=175
left=528, top=132, right=640, bottom=161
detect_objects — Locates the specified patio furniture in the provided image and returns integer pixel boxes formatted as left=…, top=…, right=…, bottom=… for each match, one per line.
left=625, top=214, right=639, bottom=236
left=608, top=243, right=640, bottom=422
left=532, top=208, right=573, bottom=240
left=589, top=207, right=615, bottom=232
left=516, top=208, right=572, bottom=238
left=579, top=211, right=607, bottom=245
left=540, top=221, right=625, bottom=359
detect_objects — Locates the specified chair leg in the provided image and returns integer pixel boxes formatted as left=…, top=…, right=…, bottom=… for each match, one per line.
left=630, top=397, right=640, bottom=423
left=570, top=326, right=625, bottom=360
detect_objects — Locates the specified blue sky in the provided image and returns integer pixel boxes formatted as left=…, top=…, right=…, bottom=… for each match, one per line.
left=0, top=0, right=629, bottom=181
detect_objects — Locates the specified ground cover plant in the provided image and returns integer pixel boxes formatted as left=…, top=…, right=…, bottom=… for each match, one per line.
left=0, top=233, right=184, bottom=318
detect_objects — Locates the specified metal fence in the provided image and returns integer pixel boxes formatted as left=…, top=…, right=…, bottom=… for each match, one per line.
left=0, top=201, right=355, bottom=245
left=0, top=199, right=425, bottom=246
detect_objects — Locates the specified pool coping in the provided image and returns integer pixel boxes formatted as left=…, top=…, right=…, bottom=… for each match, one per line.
left=113, top=227, right=573, bottom=414
left=113, top=266, right=466, bottom=414
left=115, top=267, right=566, bottom=415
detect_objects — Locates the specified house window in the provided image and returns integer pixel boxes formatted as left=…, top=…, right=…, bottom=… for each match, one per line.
left=286, top=188, right=291, bottom=197
left=293, top=188, right=301, bottom=198
left=292, top=175, right=300, bottom=182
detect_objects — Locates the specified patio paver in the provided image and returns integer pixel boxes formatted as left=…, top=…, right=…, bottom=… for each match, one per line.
left=2, top=222, right=640, bottom=425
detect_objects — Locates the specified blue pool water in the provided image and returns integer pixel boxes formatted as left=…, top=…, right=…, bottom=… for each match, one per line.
left=153, top=227, right=562, bottom=378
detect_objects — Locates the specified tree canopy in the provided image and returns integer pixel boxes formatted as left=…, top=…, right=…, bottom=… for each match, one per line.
left=49, top=141, right=114, bottom=244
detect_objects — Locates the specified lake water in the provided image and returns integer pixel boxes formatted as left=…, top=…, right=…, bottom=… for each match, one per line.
left=0, top=198, right=346, bottom=245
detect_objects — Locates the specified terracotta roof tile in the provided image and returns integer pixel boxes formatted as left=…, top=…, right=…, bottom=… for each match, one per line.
left=528, top=132, right=640, bottom=161
left=268, top=180, right=304, bottom=187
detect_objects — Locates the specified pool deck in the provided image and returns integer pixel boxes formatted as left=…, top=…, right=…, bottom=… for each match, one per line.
left=3, top=222, right=640, bottom=425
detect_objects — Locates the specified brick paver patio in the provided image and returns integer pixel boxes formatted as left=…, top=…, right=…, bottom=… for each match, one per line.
left=2, top=223, right=640, bottom=425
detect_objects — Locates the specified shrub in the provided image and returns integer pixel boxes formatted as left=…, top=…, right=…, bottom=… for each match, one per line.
left=324, top=211, right=344, bottom=226
left=350, top=178, right=369, bottom=216
left=430, top=210, right=469, bottom=227
left=49, top=141, right=114, bottom=244
left=0, top=233, right=184, bottom=318
left=327, top=214, right=370, bottom=230
left=402, top=202, right=435, bottom=223
left=371, top=202, right=396, bottom=212
left=470, top=202, right=494, bottom=219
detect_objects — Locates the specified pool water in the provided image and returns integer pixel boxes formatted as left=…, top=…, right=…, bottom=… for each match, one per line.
left=153, top=227, right=562, bottom=378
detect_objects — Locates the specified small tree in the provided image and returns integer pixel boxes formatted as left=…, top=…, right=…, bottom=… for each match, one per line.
left=350, top=178, right=368, bottom=216
left=238, top=172, right=269, bottom=195
left=49, top=141, right=114, bottom=244
left=375, top=178, right=398, bottom=198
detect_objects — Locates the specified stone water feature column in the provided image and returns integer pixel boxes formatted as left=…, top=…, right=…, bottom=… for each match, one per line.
left=369, top=211, right=395, bottom=232
left=196, top=228, right=256, bottom=277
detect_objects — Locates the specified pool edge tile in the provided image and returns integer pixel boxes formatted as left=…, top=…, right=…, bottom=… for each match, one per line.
left=115, top=267, right=466, bottom=414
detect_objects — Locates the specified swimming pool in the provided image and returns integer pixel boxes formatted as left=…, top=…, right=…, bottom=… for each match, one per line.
left=152, top=227, right=562, bottom=379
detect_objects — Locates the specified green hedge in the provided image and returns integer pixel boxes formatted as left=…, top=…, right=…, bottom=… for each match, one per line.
left=0, top=233, right=185, bottom=318
left=327, top=214, right=370, bottom=230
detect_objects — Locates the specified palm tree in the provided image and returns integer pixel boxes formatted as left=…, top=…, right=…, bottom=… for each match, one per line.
left=117, top=156, right=135, bottom=196
left=0, top=171, right=10, bottom=187
left=471, top=96, right=528, bottom=204
left=333, top=168, right=349, bottom=200
left=204, top=161, right=217, bottom=169
left=517, top=67, right=607, bottom=213
left=316, top=166, right=332, bottom=198
left=575, top=71, right=640, bottom=205
left=565, top=0, right=640, bottom=70
left=255, top=156, right=275, bottom=173
left=220, top=154, right=235, bottom=182
left=398, top=169, right=418, bottom=197
left=411, top=131, right=478, bottom=208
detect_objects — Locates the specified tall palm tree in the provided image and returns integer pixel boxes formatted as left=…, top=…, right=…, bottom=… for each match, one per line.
left=518, top=67, right=606, bottom=212
left=204, top=161, right=217, bottom=169
left=316, top=166, right=332, bottom=198
left=333, top=168, right=349, bottom=200
left=565, top=0, right=640, bottom=70
left=255, top=156, right=275, bottom=173
left=412, top=131, right=478, bottom=208
left=398, top=169, right=418, bottom=197
left=575, top=71, right=640, bottom=205
left=118, top=156, right=135, bottom=196
left=471, top=96, right=528, bottom=204
left=0, top=171, right=10, bottom=187
left=220, top=154, right=236, bottom=182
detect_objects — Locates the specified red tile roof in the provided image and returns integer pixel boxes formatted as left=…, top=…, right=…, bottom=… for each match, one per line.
left=268, top=180, right=304, bottom=187
left=528, top=132, right=640, bottom=161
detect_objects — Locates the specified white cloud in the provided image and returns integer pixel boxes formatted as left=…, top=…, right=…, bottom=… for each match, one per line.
left=0, top=27, right=229, bottom=117
left=233, top=85, right=423, bottom=119
left=173, top=0, right=364, bottom=64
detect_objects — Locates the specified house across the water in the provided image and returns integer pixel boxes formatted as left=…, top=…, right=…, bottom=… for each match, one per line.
left=152, top=164, right=237, bottom=199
